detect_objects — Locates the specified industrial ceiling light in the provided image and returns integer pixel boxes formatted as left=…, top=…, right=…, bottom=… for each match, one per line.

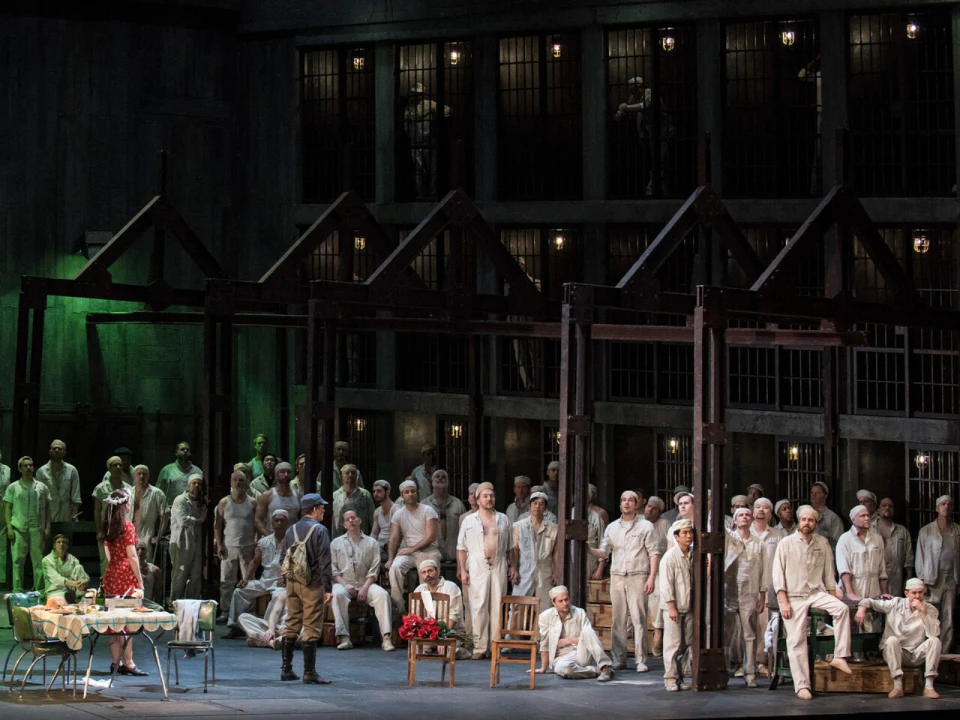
left=913, top=232, right=930, bottom=254
left=915, top=452, right=930, bottom=469
left=662, top=32, right=676, bottom=52
left=450, top=423, right=463, bottom=439
left=906, top=22, right=919, bottom=40
left=355, top=235, right=366, bottom=251
left=788, top=445, right=800, bottom=461
left=449, top=50, right=460, bottom=65
left=781, top=30, right=796, bottom=46
left=667, top=437, right=679, bottom=454
left=353, top=417, right=367, bottom=433
left=555, top=430, right=562, bottom=444
left=353, top=51, right=365, bottom=70
left=554, top=234, right=565, bottom=250
left=552, top=43, right=562, bottom=58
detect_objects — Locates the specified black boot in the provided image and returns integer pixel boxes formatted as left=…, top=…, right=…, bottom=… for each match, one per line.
left=280, top=637, right=300, bottom=681
left=301, top=640, right=331, bottom=685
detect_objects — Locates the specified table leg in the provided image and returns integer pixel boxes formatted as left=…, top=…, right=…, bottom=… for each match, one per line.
left=142, top=630, right=168, bottom=699
left=109, top=635, right=131, bottom=688
left=82, top=633, right=101, bottom=700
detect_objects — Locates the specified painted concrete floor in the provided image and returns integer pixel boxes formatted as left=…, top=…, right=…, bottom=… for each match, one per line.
left=2, top=635, right=959, bottom=720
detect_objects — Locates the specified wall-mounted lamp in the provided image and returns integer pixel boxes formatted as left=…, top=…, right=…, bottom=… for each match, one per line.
left=781, top=30, right=796, bottom=46
left=913, top=232, right=930, bottom=254
left=662, top=33, right=676, bottom=52
left=355, top=236, right=367, bottom=251
left=788, top=445, right=800, bottom=461
left=554, top=234, right=565, bottom=250
left=906, top=22, right=919, bottom=40
left=449, top=50, right=460, bottom=65
left=450, top=424, right=463, bottom=439
left=667, top=438, right=679, bottom=454
left=353, top=51, right=366, bottom=70
left=916, top=453, right=930, bottom=470
left=353, top=417, right=367, bottom=433
left=552, top=43, right=562, bottom=58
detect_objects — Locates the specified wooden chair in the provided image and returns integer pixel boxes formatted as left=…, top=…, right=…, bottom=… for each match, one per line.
left=407, top=592, right=457, bottom=687
left=490, top=595, right=540, bottom=689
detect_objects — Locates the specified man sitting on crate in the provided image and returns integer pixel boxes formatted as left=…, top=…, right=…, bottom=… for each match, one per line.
left=855, top=577, right=942, bottom=699
left=413, top=557, right=471, bottom=659
left=536, top=585, right=614, bottom=682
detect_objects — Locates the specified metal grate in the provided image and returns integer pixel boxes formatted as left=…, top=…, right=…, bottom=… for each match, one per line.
left=303, top=231, right=378, bottom=282
left=396, top=334, right=470, bottom=392
left=607, top=225, right=656, bottom=284
left=542, top=424, right=561, bottom=477
left=397, top=41, right=474, bottom=201
left=498, top=33, right=583, bottom=200
left=655, top=433, right=692, bottom=509
left=907, top=447, right=959, bottom=533
left=723, top=19, right=821, bottom=197
left=849, top=11, right=956, bottom=197
left=777, top=440, right=824, bottom=506
left=301, top=46, right=375, bottom=202
left=780, top=234, right=823, bottom=409
left=439, top=417, right=470, bottom=499
left=606, top=25, right=698, bottom=198
left=658, top=344, right=694, bottom=404
left=340, top=411, right=376, bottom=478
left=336, top=332, right=376, bottom=388
left=608, top=341, right=656, bottom=401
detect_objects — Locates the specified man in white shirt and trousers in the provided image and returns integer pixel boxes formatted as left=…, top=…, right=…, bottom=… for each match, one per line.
left=536, top=584, right=614, bottom=681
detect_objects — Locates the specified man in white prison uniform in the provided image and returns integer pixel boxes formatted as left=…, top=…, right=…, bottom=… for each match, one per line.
left=724, top=507, right=768, bottom=687
left=772, top=504, right=853, bottom=699
left=216, top=471, right=258, bottom=620
left=224, top=508, right=289, bottom=636
left=331, top=464, right=375, bottom=537
left=726, top=494, right=749, bottom=531
left=371, top=479, right=398, bottom=566
left=775, top=499, right=797, bottom=534
left=746, top=484, right=764, bottom=508
left=665, top=492, right=695, bottom=551
left=415, top=558, right=471, bottom=659
left=536, top=585, right=614, bottom=681
left=752, top=497, right=785, bottom=673
left=238, top=587, right=288, bottom=650
left=837, top=504, right=889, bottom=634
left=5, top=457, right=52, bottom=593
left=661, top=485, right=689, bottom=526
left=810, top=481, right=844, bottom=543
left=422, top=469, right=465, bottom=562
left=855, top=577, right=942, bottom=699
left=330, top=510, right=393, bottom=651
left=873, top=497, right=914, bottom=598
left=457, top=481, right=516, bottom=659
left=660, top=519, right=695, bottom=691
left=387, top=479, right=441, bottom=613
left=170, top=474, right=207, bottom=601
left=254, top=464, right=301, bottom=537
left=410, top=444, right=438, bottom=500
left=542, top=461, right=560, bottom=516
left=856, top=489, right=878, bottom=521
left=587, top=490, right=661, bottom=672
left=35, top=439, right=81, bottom=523
left=505, top=475, right=531, bottom=523
left=0, top=453, right=10, bottom=588
left=131, top=465, right=166, bottom=563
left=459, top=482, right=480, bottom=638
left=511, top=491, right=557, bottom=609
left=587, top=504, right=606, bottom=581
left=916, top=494, right=960, bottom=652
left=644, top=495, right=669, bottom=655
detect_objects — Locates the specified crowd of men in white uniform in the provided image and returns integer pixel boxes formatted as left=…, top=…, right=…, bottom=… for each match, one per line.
left=0, top=437, right=954, bottom=699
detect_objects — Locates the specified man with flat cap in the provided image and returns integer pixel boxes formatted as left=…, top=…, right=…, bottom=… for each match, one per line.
left=411, top=444, right=439, bottom=500
left=280, top=492, right=332, bottom=685
left=746, top=484, right=764, bottom=507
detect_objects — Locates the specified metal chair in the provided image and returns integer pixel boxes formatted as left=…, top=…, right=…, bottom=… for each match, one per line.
left=490, top=595, right=540, bottom=689
left=8, top=606, right=78, bottom=697
left=166, top=599, right=217, bottom=693
left=2, top=592, right=42, bottom=682
left=406, top=592, right=457, bottom=687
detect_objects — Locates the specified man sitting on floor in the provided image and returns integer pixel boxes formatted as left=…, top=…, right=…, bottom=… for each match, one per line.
left=238, top=587, right=288, bottom=650
left=536, top=585, right=614, bottom=681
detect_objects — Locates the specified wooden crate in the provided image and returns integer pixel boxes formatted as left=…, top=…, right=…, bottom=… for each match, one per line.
left=938, top=654, right=960, bottom=685
left=586, top=603, right=613, bottom=628
left=594, top=626, right=656, bottom=655
left=320, top=619, right=367, bottom=647
left=324, top=600, right=369, bottom=623
left=254, top=594, right=271, bottom=617
left=813, top=661, right=920, bottom=694
left=586, top=580, right=611, bottom=605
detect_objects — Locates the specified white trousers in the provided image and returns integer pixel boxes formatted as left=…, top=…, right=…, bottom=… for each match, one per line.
left=883, top=635, right=941, bottom=679
left=237, top=613, right=280, bottom=647
left=649, top=575, right=662, bottom=632
left=663, top=611, right=693, bottom=682
left=553, top=624, right=613, bottom=679
left=389, top=548, right=442, bottom=612
left=12, top=528, right=43, bottom=593
left=724, top=584, right=759, bottom=676
left=170, top=541, right=203, bottom=601
left=611, top=573, right=648, bottom=666
left=466, top=556, right=507, bottom=655
left=331, top=583, right=392, bottom=638
left=781, top=591, right=852, bottom=692
left=220, top=545, right=255, bottom=616
left=928, top=575, right=957, bottom=652
left=227, top=578, right=282, bottom=627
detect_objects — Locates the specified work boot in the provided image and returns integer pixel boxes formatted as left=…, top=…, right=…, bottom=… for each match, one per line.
left=301, top=640, right=331, bottom=685
left=280, top=637, right=300, bottom=681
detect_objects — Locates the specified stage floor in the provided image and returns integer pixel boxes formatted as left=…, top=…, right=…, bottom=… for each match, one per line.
left=2, top=635, right=958, bottom=720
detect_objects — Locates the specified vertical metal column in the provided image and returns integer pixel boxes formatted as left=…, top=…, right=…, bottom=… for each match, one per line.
left=307, top=295, right=337, bottom=520
left=305, top=298, right=323, bottom=496
left=12, top=283, right=46, bottom=460
left=691, top=285, right=728, bottom=691
left=468, top=334, right=484, bottom=485
left=558, top=285, right=592, bottom=606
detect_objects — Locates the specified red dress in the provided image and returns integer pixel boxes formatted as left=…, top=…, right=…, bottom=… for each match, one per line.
left=102, top=520, right=140, bottom=596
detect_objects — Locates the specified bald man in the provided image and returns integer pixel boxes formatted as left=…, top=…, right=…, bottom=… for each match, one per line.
left=872, top=497, right=914, bottom=598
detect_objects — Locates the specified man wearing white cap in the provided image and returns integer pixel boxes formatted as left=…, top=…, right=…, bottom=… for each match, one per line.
left=216, top=471, right=258, bottom=622
left=872, top=497, right=914, bottom=597
left=543, top=462, right=560, bottom=516
left=414, top=558, right=470, bottom=659
left=746, top=484, right=764, bottom=507
left=387, top=479, right=441, bottom=613
left=411, top=444, right=438, bottom=500
left=660, top=519, right=694, bottom=691
left=588, top=484, right=610, bottom=527
left=836, top=504, right=889, bottom=633
left=587, top=490, right=661, bottom=671
left=916, top=495, right=960, bottom=652
left=423, top=469, right=465, bottom=562
left=644, top=496, right=670, bottom=655
left=587, top=485, right=608, bottom=580
left=666, top=492, right=695, bottom=550
left=537, top=585, right=614, bottom=681
left=371, top=479, right=397, bottom=565
left=752, top=497, right=785, bottom=674
left=661, top=485, right=689, bottom=525
left=506, top=476, right=532, bottom=523
left=772, top=504, right=853, bottom=699
left=856, top=489, right=879, bottom=522
left=855, top=578, right=942, bottom=699
left=724, top=507, right=768, bottom=687
left=726, top=494, right=749, bottom=531
left=809, top=481, right=844, bottom=542
left=330, top=509, right=393, bottom=651
left=511, top=491, right=557, bottom=609
left=775, top=499, right=796, bottom=534
left=457, top=482, right=515, bottom=659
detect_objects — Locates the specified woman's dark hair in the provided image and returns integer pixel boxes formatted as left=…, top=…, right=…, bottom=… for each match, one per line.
left=101, top=489, right=130, bottom=543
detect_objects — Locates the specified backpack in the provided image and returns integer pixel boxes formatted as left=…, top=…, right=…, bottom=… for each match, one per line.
left=281, top=523, right=318, bottom=585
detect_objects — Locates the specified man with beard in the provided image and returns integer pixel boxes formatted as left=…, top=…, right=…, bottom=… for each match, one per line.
left=873, top=497, right=914, bottom=597
left=216, top=471, right=258, bottom=621
left=170, top=474, right=207, bottom=601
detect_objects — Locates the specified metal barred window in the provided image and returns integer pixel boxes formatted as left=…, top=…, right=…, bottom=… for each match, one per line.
left=498, top=33, right=582, bottom=200
left=340, top=411, right=376, bottom=478
left=542, top=424, right=561, bottom=475
left=397, top=41, right=474, bottom=201
left=779, top=233, right=823, bottom=409
left=303, top=231, right=378, bottom=282
left=606, top=25, right=698, bottom=198
left=777, top=440, right=824, bottom=506
left=908, top=447, right=959, bottom=532
left=655, top=433, right=692, bottom=509
left=396, top=333, right=470, bottom=392
left=439, top=417, right=470, bottom=498
left=723, top=19, right=821, bottom=198
left=335, top=332, right=376, bottom=388
left=301, top=47, right=375, bottom=202
left=849, top=10, right=956, bottom=197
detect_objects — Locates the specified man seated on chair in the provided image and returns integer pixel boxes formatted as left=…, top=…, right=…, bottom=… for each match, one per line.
left=536, top=585, right=614, bottom=682
left=855, top=577, right=942, bottom=699
left=414, top=557, right=471, bottom=659
left=387, top=479, right=441, bottom=613
left=330, top=509, right=394, bottom=652
left=41, top=533, right=88, bottom=602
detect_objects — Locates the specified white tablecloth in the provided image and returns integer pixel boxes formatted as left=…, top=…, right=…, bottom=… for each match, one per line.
left=31, top=607, right=176, bottom=651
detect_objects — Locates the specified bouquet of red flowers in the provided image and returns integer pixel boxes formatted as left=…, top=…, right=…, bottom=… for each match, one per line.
left=398, top=614, right=442, bottom=641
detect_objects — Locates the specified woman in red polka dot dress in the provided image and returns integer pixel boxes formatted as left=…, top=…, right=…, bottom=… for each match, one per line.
left=102, top=488, right=149, bottom=676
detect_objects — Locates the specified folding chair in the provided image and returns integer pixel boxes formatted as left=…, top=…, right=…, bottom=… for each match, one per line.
left=406, top=592, right=457, bottom=687
left=490, top=595, right=540, bottom=689
left=2, top=592, right=42, bottom=683
left=8, top=606, right=78, bottom=697
left=167, top=599, right=217, bottom=693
